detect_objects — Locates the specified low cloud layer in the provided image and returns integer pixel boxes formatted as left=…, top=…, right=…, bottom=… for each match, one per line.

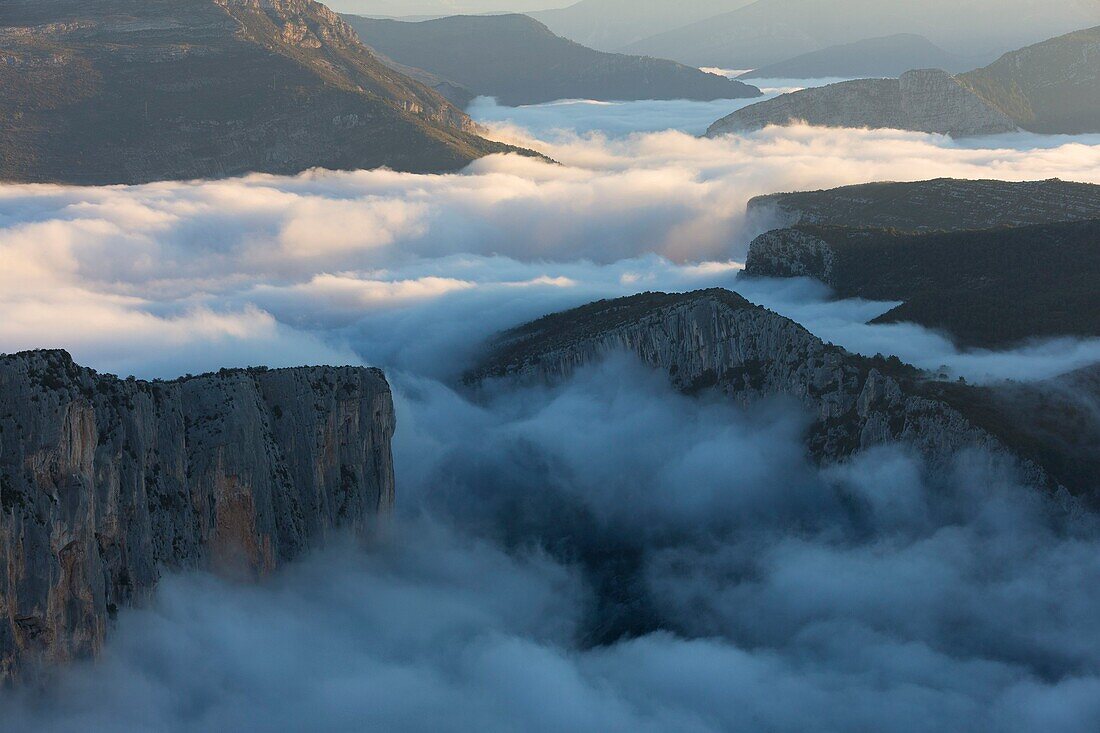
left=3, top=101, right=1100, bottom=731
left=3, top=107, right=1100, bottom=380
left=5, top=361, right=1100, bottom=732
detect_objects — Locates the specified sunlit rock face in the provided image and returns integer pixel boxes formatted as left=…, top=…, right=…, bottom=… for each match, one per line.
left=467, top=290, right=1030, bottom=468
left=468, top=289, right=1100, bottom=505
left=707, top=69, right=1017, bottom=137
left=0, top=350, right=395, bottom=682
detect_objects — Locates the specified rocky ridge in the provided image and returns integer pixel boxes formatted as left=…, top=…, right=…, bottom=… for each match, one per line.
left=0, top=350, right=395, bottom=682
left=706, top=69, right=1017, bottom=138
left=738, top=34, right=967, bottom=80
left=466, top=289, right=1081, bottom=493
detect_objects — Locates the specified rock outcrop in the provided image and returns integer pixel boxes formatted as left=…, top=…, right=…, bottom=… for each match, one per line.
left=706, top=69, right=1017, bottom=137
left=0, top=0, right=535, bottom=185
left=743, top=221, right=1100, bottom=348
left=344, top=14, right=761, bottom=107
left=0, top=350, right=395, bottom=682
left=466, top=289, right=1080, bottom=491
left=747, top=178, right=1100, bottom=232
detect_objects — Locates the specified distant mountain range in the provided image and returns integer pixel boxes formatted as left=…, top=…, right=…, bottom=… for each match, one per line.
left=326, top=0, right=549, bottom=14
left=345, top=14, right=760, bottom=107
left=618, top=0, right=1100, bottom=70
left=531, top=0, right=755, bottom=53
left=0, top=0, right=534, bottom=185
left=739, top=34, right=967, bottom=80
left=708, top=26, right=1100, bottom=137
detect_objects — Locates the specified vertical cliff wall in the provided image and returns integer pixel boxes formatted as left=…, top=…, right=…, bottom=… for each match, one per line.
left=0, top=350, right=395, bottom=681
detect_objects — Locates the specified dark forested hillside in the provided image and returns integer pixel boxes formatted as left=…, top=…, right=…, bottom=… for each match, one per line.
left=744, top=220, right=1100, bottom=348
left=749, top=178, right=1100, bottom=232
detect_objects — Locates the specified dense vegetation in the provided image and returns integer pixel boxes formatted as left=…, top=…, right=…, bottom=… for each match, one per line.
left=740, top=34, right=964, bottom=79
left=750, top=178, right=1100, bottom=232
left=791, top=221, right=1100, bottom=348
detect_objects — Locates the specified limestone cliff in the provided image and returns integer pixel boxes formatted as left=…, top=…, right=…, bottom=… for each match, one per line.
left=706, top=69, right=1017, bottom=138
left=466, top=290, right=1063, bottom=489
left=0, top=350, right=395, bottom=681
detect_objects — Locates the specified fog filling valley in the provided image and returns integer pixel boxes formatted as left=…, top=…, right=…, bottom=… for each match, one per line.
left=4, top=95, right=1100, bottom=731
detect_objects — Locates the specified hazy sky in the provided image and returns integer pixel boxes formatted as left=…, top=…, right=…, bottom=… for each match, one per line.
left=327, top=0, right=559, bottom=15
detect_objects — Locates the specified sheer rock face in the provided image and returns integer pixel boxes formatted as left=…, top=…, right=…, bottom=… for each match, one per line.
left=747, top=178, right=1100, bottom=233
left=743, top=228, right=837, bottom=282
left=0, top=0, right=530, bottom=184
left=706, top=69, right=1017, bottom=137
left=0, top=350, right=395, bottom=681
left=466, top=290, right=1040, bottom=478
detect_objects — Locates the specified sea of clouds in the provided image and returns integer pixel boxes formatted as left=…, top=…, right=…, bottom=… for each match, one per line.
left=4, top=96, right=1100, bottom=731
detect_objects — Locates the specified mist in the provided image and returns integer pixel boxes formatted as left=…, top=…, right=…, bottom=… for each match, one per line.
left=3, top=96, right=1100, bottom=731
left=4, top=360, right=1100, bottom=732
left=4, top=100, right=1100, bottom=380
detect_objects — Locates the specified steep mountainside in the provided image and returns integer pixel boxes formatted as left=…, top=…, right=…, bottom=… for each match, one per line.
left=748, top=178, right=1100, bottom=232
left=959, top=26, right=1100, bottom=134
left=0, top=0, right=532, bottom=185
left=740, top=34, right=966, bottom=80
left=0, top=350, right=395, bottom=681
left=467, top=290, right=1098, bottom=497
left=345, top=14, right=760, bottom=107
left=622, top=0, right=1100, bottom=69
left=743, top=221, right=1100, bottom=348
left=531, top=0, right=754, bottom=53
left=707, top=69, right=1017, bottom=137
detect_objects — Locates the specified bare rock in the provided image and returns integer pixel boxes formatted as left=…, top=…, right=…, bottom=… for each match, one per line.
left=0, top=350, right=395, bottom=681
